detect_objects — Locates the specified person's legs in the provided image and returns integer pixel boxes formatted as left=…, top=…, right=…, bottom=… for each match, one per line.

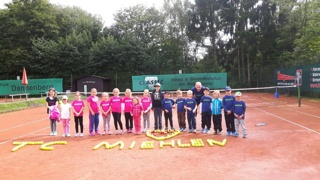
left=74, top=116, right=79, bottom=133
left=234, top=118, right=240, bottom=137
left=79, top=116, right=84, bottom=133
left=112, top=112, right=118, bottom=130
left=240, top=119, right=247, bottom=137
left=169, top=112, right=173, bottom=129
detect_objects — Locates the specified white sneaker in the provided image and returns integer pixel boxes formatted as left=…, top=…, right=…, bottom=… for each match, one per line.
left=62, top=134, right=66, bottom=137
left=66, top=133, right=70, bottom=137
left=50, top=132, right=54, bottom=136
left=53, top=131, right=57, bottom=136
left=115, top=130, right=119, bottom=135
left=75, top=133, right=79, bottom=137
left=80, top=133, right=84, bottom=137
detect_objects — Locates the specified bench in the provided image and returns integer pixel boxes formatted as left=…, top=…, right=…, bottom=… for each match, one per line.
left=8, top=93, right=30, bottom=101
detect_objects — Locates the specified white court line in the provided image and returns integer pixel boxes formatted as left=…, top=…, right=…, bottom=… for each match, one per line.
left=249, top=97, right=320, bottom=119
left=0, top=118, right=47, bottom=132
left=254, top=108, right=320, bottom=135
left=283, top=107, right=320, bottom=119
left=0, top=127, right=49, bottom=145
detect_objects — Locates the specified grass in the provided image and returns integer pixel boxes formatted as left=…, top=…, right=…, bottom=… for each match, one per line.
left=0, top=95, right=82, bottom=114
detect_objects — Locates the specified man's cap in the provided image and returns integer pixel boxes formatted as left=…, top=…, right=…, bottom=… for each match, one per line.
left=154, top=83, right=161, bottom=87
left=235, top=92, right=242, bottom=96
left=225, top=86, right=232, bottom=91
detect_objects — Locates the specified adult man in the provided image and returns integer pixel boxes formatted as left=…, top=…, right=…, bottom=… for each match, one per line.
left=191, top=82, right=206, bottom=106
left=151, top=83, right=164, bottom=130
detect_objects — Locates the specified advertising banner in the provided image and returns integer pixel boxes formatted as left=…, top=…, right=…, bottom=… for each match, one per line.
left=275, top=64, right=320, bottom=92
left=132, top=73, right=227, bottom=91
left=0, top=78, right=63, bottom=95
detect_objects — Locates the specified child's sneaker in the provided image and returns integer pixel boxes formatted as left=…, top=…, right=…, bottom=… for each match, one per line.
left=165, top=127, right=168, bottom=130
left=193, top=129, right=197, bottom=133
left=120, top=130, right=124, bottom=134
left=126, top=129, right=130, bottom=133
left=217, top=130, right=221, bottom=135
left=213, top=131, right=217, bottom=135
left=53, top=131, right=57, bottom=136
left=189, top=129, right=193, bottom=133
left=115, top=130, right=119, bottom=135
left=201, top=128, right=205, bottom=133
left=102, top=131, right=106, bottom=135
left=50, top=132, right=54, bottom=136
left=80, top=133, right=84, bottom=137
left=75, top=133, right=79, bottom=137
left=232, top=132, right=236, bottom=137
left=108, top=130, right=111, bottom=135
left=62, top=134, right=66, bottom=137
left=171, top=127, right=175, bottom=131
left=227, top=131, right=231, bottom=136
left=89, top=132, right=95, bottom=136
left=243, top=135, right=247, bottom=138
left=95, top=131, right=100, bottom=135
left=205, top=129, right=210, bottom=134
left=143, top=129, right=146, bottom=133
left=66, top=133, right=71, bottom=137
left=183, top=128, right=187, bottom=132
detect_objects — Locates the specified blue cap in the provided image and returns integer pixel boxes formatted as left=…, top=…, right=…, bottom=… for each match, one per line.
left=225, top=86, right=231, bottom=91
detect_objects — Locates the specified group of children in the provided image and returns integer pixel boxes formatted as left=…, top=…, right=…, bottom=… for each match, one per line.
left=46, top=85, right=247, bottom=138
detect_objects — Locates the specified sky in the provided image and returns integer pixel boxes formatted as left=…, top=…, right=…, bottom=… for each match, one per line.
left=0, top=0, right=164, bottom=26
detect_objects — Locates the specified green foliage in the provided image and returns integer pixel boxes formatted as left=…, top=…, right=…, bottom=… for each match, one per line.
left=0, top=0, right=319, bottom=91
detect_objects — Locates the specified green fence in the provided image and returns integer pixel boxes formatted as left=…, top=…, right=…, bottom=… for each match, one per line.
left=274, top=64, right=320, bottom=92
left=0, top=78, right=63, bottom=95
left=132, top=73, right=227, bottom=91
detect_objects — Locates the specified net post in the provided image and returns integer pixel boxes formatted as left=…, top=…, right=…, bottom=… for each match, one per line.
left=297, top=86, right=301, bottom=107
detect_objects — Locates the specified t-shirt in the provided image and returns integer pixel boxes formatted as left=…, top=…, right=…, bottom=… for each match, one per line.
left=60, top=103, right=72, bottom=119
left=100, top=100, right=111, bottom=116
left=72, top=99, right=85, bottom=116
left=200, top=95, right=212, bottom=113
left=87, top=95, right=99, bottom=113
left=233, top=100, right=246, bottom=119
left=110, top=96, right=123, bottom=113
left=222, top=95, right=235, bottom=112
left=123, top=96, right=133, bottom=112
left=141, top=97, right=152, bottom=112
left=175, top=98, right=186, bottom=112
left=46, top=97, right=58, bottom=107
left=162, top=98, right=175, bottom=113
left=184, top=98, right=197, bottom=114
left=151, top=90, right=164, bottom=108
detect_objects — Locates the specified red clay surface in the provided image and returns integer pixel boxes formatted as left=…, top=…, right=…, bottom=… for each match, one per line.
left=1, top=93, right=320, bottom=179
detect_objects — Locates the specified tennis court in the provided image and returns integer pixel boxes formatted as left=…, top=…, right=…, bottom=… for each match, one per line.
left=0, top=89, right=320, bottom=179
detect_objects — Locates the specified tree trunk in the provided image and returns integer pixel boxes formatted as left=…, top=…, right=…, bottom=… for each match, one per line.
left=247, top=53, right=250, bottom=85
left=238, top=45, right=241, bottom=79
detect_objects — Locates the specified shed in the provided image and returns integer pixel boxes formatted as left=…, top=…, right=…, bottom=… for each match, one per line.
left=73, top=75, right=112, bottom=93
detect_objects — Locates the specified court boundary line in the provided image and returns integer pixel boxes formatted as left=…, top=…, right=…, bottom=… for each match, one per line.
left=0, top=118, right=48, bottom=132
left=254, top=107, right=320, bottom=135
left=0, top=127, right=49, bottom=145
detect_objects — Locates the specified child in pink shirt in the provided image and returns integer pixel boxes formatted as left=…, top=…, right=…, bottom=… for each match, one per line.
left=110, top=88, right=124, bottom=134
left=130, top=97, right=143, bottom=134
left=141, top=89, right=152, bottom=132
left=123, top=89, right=133, bottom=133
left=100, top=92, right=111, bottom=135
left=72, top=91, right=85, bottom=137
left=87, top=88, right=100, bottom=136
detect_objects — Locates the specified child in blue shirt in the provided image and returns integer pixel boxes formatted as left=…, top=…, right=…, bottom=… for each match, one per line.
left=233, top=91, right=247, bottom=138
left=176, top=90, right=186, bottom=132
left=162, top=91, right=175, bottom=130
left=199, top=87, right=212, bottom=134
left=211, top=90, right=223, bottom=135
left=184, top=90, right=197, bottom=133
left=222, top=86, right=236, bottom=136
